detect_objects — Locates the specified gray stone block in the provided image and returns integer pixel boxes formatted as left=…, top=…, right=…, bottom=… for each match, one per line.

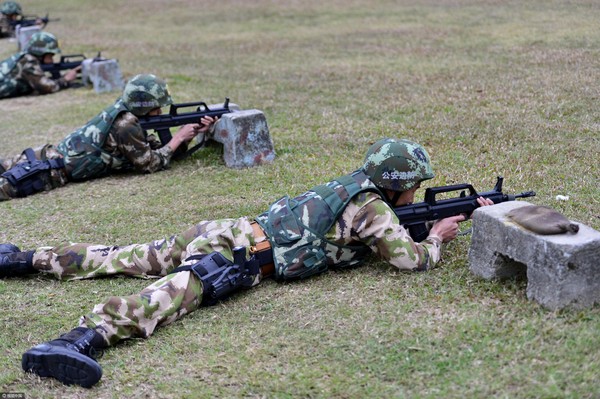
left=209, top=109, right=275, bottom=169
left=468, top=201, right=600, bottom=310
left=16, top=25, right=41, bottom=50
left=81, top=59, right=124, bottom=93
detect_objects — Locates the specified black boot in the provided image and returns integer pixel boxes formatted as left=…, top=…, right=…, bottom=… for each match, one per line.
left=22, top=327, right=106, bottom=388
left=0, top=243, right=35, bottom=278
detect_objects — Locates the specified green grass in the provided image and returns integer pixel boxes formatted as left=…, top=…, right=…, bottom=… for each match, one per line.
left=1, top=0, right=599, bottom=398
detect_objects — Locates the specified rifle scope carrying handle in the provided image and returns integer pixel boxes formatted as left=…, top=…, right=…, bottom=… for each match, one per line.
left=424, top=183, right=477, bottom=204
left=60, top=54, right=86, bottom=63
left=169, top=98, right=230, bottom=116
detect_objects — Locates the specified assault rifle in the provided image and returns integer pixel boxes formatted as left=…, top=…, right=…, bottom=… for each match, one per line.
left=41, top=52, right=104, bottom=80
left=394, top=177, right=536, bottom=242
left=139, top=98, right=232, bottom=159
left=11, top=13, right=59, bottom=28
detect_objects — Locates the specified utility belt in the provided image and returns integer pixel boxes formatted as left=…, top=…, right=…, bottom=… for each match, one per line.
left=249, top=221, right=274, bottom=278
left=169, top=221, right=275, bottom=305
left=1, top=148, right=65, bottom=197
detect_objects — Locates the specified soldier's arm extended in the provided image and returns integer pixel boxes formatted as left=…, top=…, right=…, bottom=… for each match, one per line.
left=20, top=54, right=69, bottom=94
left=350, top=194, right=442, bottom=272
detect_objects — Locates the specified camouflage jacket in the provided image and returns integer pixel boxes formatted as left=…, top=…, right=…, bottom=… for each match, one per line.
left=256, top=170, right=442, bottom=280
left=0, top=14, right=15, bottom=38
left=0, top=52, right=68, bottom=98
left=57, top=98, right=174, bottom=181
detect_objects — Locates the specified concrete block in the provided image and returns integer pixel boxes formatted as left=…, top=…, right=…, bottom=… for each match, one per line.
left=468, top=201, right=600, bottom=310
left=16, top=25, right=41, bottom=50
left=81, top=59, right=124, bottom=93
left=209, top=109, right=275, bottom=169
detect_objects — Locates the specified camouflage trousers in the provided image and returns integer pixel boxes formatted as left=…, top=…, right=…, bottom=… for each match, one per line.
left=0, top=144, right=69, bottom=201
left=32, top=217, right=264, bottom=346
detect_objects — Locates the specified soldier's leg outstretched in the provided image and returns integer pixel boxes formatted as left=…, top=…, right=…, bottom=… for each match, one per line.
left=2, top=221, right=206, bottom=280
left=22, top=270, right=204, bottom=387
left=32, top=239, right=189, bottom=280
left=8, top=218, right=256, bottom=280
left=21, top=218, right=262, bottom=387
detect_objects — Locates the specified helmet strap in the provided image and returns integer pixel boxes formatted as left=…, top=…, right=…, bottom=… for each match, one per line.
left=390, top=191, right=403, bottom=205
left=383, top=190, right=403, bottom=206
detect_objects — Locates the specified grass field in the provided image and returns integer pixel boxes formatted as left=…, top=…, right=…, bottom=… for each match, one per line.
left=1, top=0, right=599, bottom=398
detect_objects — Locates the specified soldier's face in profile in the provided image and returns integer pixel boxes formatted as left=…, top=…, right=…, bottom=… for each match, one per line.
left=146, top=108, right=162, bottom=116
left=393, top=183, right=421, bottom=207
left=42, top=54, right=54, bottom=64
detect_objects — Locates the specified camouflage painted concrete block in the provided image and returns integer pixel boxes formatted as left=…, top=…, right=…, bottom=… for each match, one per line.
left=16, top=25, right=40, bottom=50
left=81, top=59, right=124, bottom=93
left=210, top=109, right=275, bottom=169
left=468, top=201, right=600, bottom=310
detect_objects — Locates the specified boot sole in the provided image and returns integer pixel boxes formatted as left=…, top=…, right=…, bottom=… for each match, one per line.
left=22, top=344, right=102, bottom=388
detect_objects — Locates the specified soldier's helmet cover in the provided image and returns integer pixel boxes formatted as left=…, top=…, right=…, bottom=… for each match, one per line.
left=1, top=1, right=22, bottom=15
left=122, top=74, right=173, bottom=116
left=25, top=32, right=61, bottom=57
left=362, top=138, right=435, bottom=192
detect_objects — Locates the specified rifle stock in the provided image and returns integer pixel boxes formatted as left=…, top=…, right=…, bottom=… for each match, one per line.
left=139, top=98, right=232, bottom=159
left=394, top=177, right=536, bottom=242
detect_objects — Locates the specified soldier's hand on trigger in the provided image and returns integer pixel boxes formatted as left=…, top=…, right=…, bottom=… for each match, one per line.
left=63, top=65, right=82, bottom=83
left=175, top=124, right=201, bottom=143
left=166, top=124, right=199, bottom=151
left=430, top=214, right=466, bottom=243
left=429, top=197, right=494, bottom=243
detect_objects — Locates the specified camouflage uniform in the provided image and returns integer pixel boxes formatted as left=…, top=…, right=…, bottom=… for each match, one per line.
left=56, top=98, right=174, bottom=180
left=0, top=52, right=69, bottom=98
left=0, top=1, right=20, bottom=38
left=29, top=172, right=441, bottom=346
left=0, top=13, right=16, bottom=38
left=13, top=138, right=447, bottom=388
left=0, top=100, right=175, bottom=201
left=1, top=73, right=177, bottom=201
left=0, top=32, right=69, bottom=98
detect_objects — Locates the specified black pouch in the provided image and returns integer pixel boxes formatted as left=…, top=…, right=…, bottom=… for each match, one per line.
left=1, top=148, right=64, bottom=197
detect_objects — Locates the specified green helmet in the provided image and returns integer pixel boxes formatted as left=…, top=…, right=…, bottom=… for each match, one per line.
left=25, top=32, right=61, bottom=57
left=362, top=138, right=435, bottom=192
left=1, top=1, right=22, bottom=15
left=122, top=74, right=173, bottom=116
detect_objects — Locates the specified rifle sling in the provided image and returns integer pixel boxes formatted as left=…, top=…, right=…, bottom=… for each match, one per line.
left=177, top=133, right=207, bottom=160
